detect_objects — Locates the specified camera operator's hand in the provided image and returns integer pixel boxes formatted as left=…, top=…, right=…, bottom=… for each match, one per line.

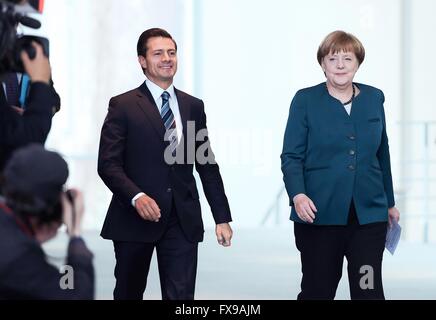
left=20, top=41, right=51, bottom=85
left=61, top=189, right=85, bottom=237
left=11, top=106, right=24, bottom=115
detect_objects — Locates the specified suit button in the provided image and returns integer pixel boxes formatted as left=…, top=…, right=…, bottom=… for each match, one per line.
left=348, top=165, right=355, bottom=171
left=167, top=188, right=172, bottom=193
left=349, top=150, right=356, bottom=156
left=349, top=135, right=356, bottom=140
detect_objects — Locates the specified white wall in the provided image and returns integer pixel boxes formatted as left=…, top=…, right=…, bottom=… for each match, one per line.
left=398, top=0, right=436, bottom=242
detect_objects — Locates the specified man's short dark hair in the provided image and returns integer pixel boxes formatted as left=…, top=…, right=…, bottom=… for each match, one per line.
left=136, top=28, right=177, bottom=57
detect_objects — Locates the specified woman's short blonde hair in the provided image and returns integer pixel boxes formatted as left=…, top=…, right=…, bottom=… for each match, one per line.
left=317, top=30, right=365, bottom=66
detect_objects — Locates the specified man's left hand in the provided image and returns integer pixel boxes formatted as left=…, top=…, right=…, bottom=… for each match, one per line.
left=216, top=223, right=233, bottom=247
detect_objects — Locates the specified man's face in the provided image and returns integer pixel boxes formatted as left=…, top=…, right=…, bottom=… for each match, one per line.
left=138, top=36, right=178, bottom=89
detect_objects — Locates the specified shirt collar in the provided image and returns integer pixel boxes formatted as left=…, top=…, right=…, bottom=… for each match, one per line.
left=144, top=76, right=176, bottom=103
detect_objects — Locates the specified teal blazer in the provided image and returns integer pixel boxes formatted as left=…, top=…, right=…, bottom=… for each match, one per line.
left=281, top=82, right=395, bottom=225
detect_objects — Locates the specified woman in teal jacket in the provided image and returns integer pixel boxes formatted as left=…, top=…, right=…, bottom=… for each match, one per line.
left=281, top=30, right=400, bottom=300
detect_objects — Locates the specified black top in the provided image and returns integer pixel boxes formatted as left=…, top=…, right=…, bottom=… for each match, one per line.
left=0, top=204, right=94, bottom=300
left=0, top=81, right=60, bottom=172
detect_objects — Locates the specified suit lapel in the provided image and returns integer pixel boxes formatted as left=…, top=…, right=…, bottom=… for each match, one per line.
left=137, top=82, right=166, bottom=140
left=174, top=88, right=191, bottom=140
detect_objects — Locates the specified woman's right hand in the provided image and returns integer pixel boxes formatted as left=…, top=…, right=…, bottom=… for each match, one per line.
left=293, top=194, right=318, bottom=224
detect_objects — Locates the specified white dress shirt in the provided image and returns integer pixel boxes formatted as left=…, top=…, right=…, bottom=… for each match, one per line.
left=144, top=76, right=183, bottom=140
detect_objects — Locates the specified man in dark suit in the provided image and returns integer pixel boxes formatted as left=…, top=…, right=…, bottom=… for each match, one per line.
left=98, top=28, right=233, bottom=300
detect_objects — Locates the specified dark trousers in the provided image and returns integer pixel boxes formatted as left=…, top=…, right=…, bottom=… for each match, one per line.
left=113, top=207, right=198, bottom=300
left=294, top=201, right=387, bottom=300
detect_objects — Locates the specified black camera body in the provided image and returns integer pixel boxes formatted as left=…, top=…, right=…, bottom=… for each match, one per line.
left=0, top=0, right=49, bottom=74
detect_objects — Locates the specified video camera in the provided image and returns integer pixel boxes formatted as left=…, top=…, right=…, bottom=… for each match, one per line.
left=0, top=0, right=49, bottom=74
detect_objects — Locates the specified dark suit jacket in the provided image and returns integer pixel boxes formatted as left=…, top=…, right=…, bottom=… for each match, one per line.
left=0, top=205, right=94, bottom=300
left=281, top=83, right=395, bottom=225
left=98, top=82, right=232, bottom=243
left=0, top=81, right=59, bottom=172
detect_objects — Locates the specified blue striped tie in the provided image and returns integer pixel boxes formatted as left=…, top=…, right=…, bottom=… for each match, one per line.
left=161, top=91, right=177, bottom=156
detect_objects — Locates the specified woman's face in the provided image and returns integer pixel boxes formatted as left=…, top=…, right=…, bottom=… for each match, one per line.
left=322, top=50, right=359, bottom=88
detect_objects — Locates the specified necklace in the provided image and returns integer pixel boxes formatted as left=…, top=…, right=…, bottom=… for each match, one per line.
left=326, top=83, right=356, bottom=106
left=342, top=84, right=355, bottom=106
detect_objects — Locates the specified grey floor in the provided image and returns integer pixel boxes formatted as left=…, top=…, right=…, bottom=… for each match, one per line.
left=43, top=227, right=436, bottom=300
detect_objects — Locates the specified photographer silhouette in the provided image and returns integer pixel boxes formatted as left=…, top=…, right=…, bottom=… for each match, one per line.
left=0, top=144, right=94, bottom=300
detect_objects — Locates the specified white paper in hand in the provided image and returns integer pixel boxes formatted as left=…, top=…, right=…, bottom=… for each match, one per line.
left=385, top=219, right=401, bottom=255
